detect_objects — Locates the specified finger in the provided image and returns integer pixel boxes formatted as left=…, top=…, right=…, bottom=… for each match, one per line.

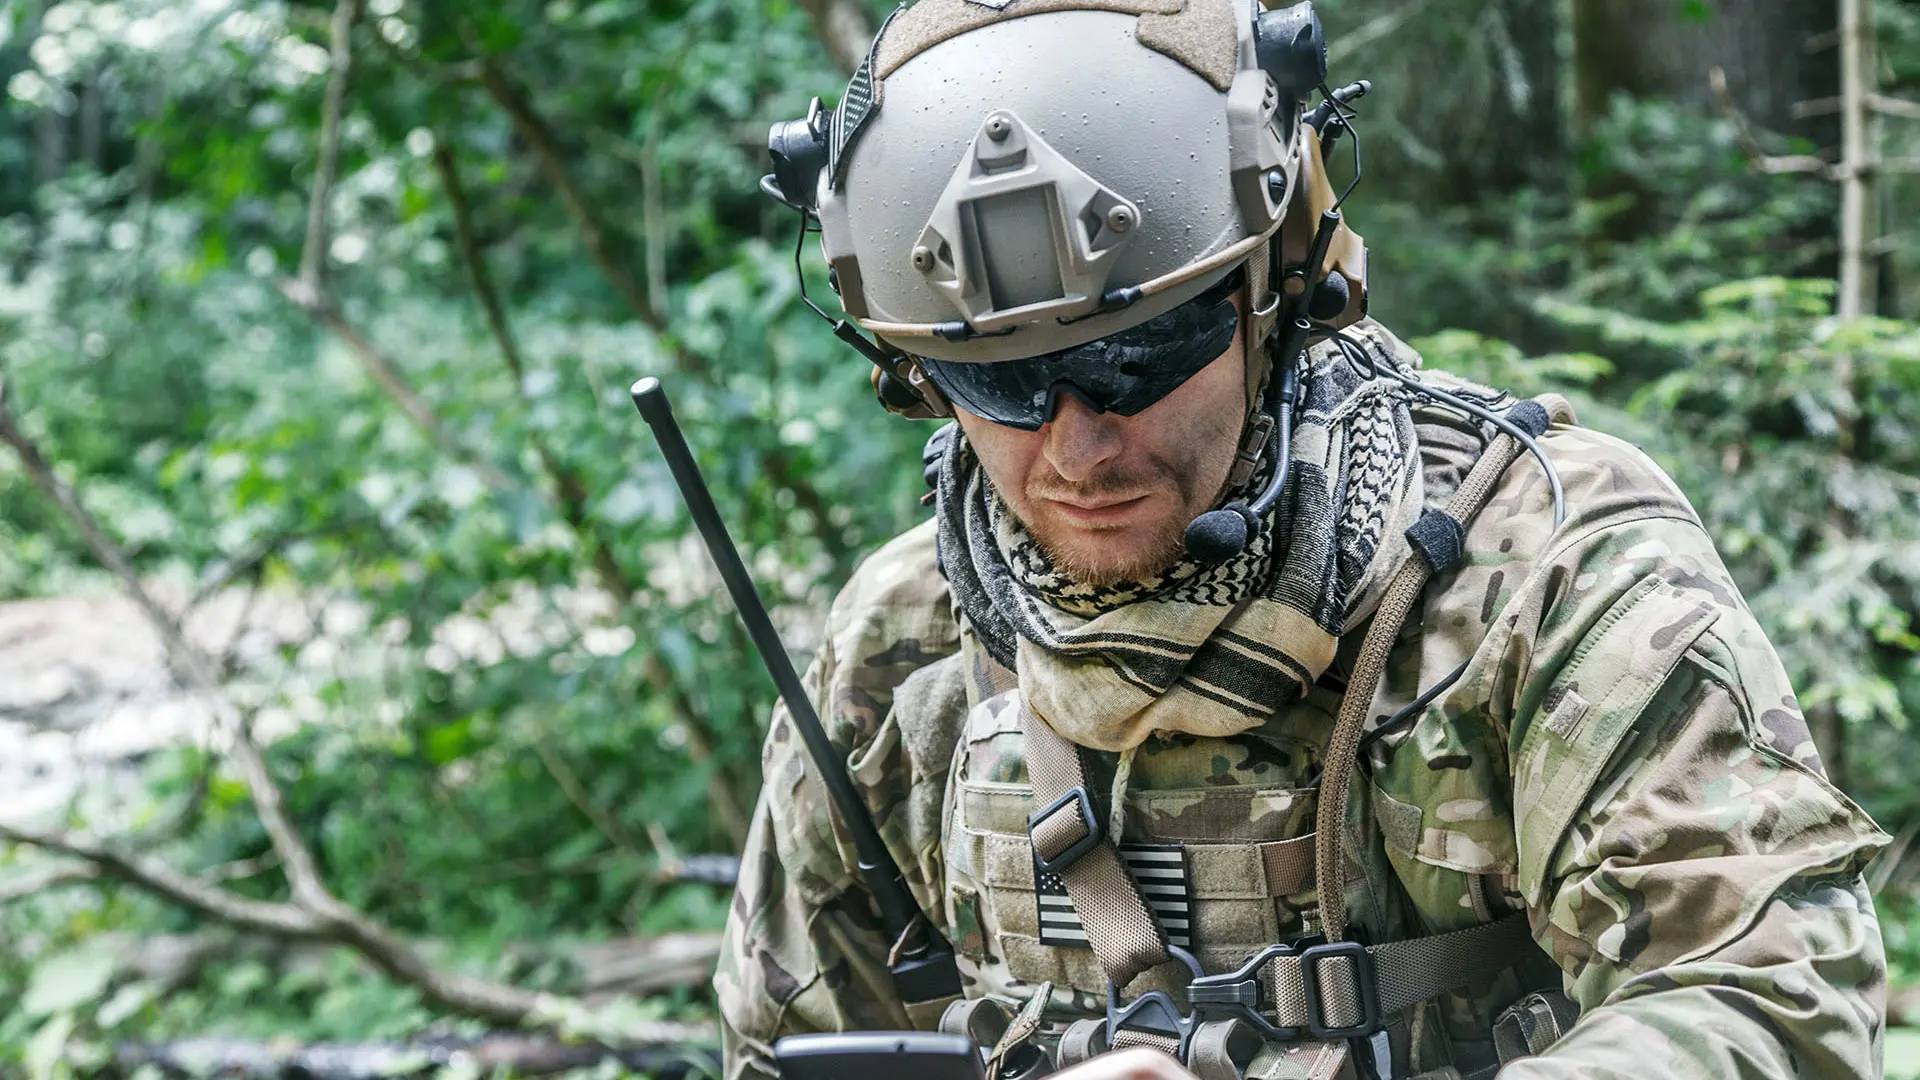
left=1052, top=1046, right=1195, bottom=1080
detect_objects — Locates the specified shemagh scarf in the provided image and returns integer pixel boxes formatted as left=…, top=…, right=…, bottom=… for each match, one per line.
left=935, top=321, right=1426, bottom=752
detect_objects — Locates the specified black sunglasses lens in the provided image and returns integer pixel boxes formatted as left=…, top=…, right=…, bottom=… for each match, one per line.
left=915, top=283, right=1238, bottom=429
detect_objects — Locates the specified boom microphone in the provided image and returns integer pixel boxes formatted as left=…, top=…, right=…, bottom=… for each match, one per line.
left=1182, top=353, right=1301, bottom=561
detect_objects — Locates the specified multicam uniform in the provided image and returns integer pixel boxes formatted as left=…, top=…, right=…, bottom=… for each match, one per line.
left=715, top=372, right=1889, bottom=1079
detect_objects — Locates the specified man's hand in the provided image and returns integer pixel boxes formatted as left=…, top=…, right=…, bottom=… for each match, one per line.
left=1050, top=1048, right=1199, bottom=1079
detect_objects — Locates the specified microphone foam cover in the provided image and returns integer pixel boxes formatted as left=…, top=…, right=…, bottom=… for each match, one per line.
left=1185, top=508, right=1251, bottom=562
left=1308, top=271, right=1350, bottom=322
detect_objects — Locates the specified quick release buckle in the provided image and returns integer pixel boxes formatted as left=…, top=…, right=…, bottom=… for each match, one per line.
left=1105, top=945, right=1206, bottom=1059
left=1188, top=942, right=1303, bottom=1042
left=1188, top=938, right=1384, bottom=1042
left=1028, top=785, right=1103, bottom=875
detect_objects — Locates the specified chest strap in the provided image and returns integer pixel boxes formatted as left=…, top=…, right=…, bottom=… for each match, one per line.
left=1189, top=912, right=1534, bottom=1039
left=1021, top=701, right=1172, bottom=988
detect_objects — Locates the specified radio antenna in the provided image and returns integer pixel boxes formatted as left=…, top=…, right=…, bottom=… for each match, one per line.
left=630, top=377, right=961, bottom=1005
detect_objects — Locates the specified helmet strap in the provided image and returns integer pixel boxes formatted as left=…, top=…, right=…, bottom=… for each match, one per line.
left=1225, top=238, right=1284, bottom=489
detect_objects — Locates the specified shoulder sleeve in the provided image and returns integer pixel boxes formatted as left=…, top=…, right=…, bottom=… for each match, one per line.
left=716, top=520, right=962, bottom=1079
left=1431, top=425, right=1890, bottom=1077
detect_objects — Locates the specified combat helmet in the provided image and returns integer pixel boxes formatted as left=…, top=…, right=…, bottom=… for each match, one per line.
left=765, top=0, right=1370, bottom=438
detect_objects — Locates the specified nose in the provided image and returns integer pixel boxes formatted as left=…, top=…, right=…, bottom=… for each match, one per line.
left=1041, top=391, right=1125, bottom=482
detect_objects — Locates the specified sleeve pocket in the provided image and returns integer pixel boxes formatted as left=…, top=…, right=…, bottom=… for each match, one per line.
left=1513, top=575, right=1719, bottom=906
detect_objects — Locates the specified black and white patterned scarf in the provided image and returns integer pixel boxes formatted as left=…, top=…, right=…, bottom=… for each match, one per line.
left=936, top=320, right=1425, bottom=750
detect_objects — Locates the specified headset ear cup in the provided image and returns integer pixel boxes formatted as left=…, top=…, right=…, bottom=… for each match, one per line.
left=903, top=359, right=955, bottom=418
left=873, top=366, right=925, bottom=413
left=869, top=357, right=955, bottom=421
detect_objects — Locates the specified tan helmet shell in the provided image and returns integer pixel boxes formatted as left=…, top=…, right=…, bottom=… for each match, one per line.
left=815, top=0, right=1302, bottom=364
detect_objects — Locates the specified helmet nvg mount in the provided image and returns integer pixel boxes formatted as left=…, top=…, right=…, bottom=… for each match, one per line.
left=766, top=0, right=1369, bottom=432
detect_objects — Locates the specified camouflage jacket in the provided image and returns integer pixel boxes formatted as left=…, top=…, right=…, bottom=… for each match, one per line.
left=716, top=381, right=1889, bottom=1078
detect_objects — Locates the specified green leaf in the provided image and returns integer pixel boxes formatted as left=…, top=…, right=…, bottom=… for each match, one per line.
left=95, top=981, right=158, bottom=1030
left=24, top=1012, right=75, bottom=1080
left=21, top=947, right=116, bottom=1018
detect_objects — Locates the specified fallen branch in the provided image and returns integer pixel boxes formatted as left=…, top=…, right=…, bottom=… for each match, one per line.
left=0, top=823, right=332, bottom=940
left=110, top=1034, right=718, bottom=1080
left=0, top=862, right=99, bottom=903
left=0, top=381, right=612, bottom=1031
left=0, top=820, right=725, bottom=1028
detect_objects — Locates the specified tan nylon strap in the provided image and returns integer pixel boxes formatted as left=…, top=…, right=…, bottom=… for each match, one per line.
left=984, top=982, right=1053, bottom=1080
left=1264, top=913, right=1535, bottom=1030
left=1314, top=418, right=1536, bottom=943
left=1258, top=833, right=1316, bottom=897
left=1111, top=1028, right=1182, bottom=1056
left=1019, top=704, right=1171, bottom=986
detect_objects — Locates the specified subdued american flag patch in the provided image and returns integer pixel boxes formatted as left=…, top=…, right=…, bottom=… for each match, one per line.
left=1033, top=844, right=1195, bottom=949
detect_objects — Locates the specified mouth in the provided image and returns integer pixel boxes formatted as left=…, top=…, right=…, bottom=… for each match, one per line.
left=1042, top=493, right=1153, bottom=528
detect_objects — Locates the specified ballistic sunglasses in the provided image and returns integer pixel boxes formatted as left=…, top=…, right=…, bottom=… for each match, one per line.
left=915, top=271, right=1243, bottom=431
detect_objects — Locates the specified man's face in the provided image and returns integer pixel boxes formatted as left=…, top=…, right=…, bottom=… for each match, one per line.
left=954, top=297, right=1248, bottom=586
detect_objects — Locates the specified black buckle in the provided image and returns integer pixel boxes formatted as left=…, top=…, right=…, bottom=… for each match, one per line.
left=1299, top=941, right=1380, bottom=1039
left=1188, top=943, right=1303, bottom=1042
left=1105, top=945, right=1205, bottom=1059
left=1028, top=786, right=1103, bottom=875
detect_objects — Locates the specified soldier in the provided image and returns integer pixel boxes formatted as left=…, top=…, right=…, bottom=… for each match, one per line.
left=718, top=1, right=1890, bottom=1077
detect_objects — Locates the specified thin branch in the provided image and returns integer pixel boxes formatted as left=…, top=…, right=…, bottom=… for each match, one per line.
left=1794, top=95, right=1842, bottom=119
left=203, top=849, right=284, bottom=883
left=280, top=286, right=517, bottom=491
left=1326, top=0, right=1437, bottom=65
left=431, top=142, right=527, bottom=384
left=479, top=60, right=661, bottom=331
left=0, top=863, right=99, bottom=904
left=0, top=380, right=577, bottom=1030
left=532, top=736, right=650, bottom=863
left=470, top=57, right=852, bottom=576
left=1711, top=67, right=1838, bottom=180
left=1868, top=93, right=1920, bottom=121
left=191, top=524, right=309, bottom=607
left=280, top=0, right=514, bottom=492
left=643, top=102, right=669, bottom=314
left=432, top=135, right=753, bottom=845
left=295, top=0, right=364, bottom=298
left=0, top=381, right=187, bottom=645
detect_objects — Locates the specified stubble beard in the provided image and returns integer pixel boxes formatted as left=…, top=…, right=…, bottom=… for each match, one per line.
left=1019, top=445, right=1240, bottom=588
left=1026, top=482, right=1191, bottom=587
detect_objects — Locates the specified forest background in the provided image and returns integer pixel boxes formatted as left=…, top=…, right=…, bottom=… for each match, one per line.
left=0, top=0, right=1917, bottom=1077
